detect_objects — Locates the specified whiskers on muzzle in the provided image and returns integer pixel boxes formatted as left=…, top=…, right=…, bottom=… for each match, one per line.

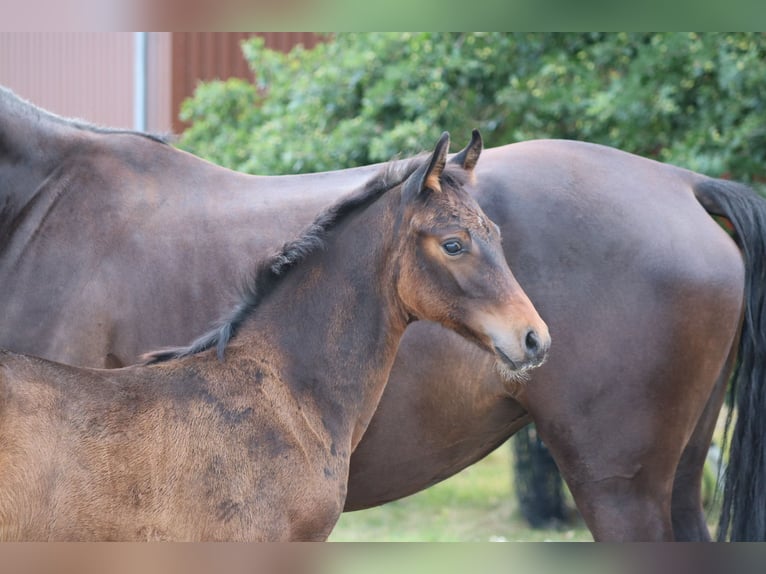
left=495, top=357, right=547, bottom=384
left=492, top=343, right=548, bottom=385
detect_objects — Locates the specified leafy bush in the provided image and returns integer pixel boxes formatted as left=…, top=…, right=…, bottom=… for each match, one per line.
left=179, top=33, right=766, bottom=181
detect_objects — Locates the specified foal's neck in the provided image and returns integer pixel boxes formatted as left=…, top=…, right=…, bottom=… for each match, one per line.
left=235, top=188, right=409, bottom=450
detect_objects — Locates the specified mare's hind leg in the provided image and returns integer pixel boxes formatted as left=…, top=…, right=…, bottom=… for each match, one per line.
left=526, top=376, right=688, bottom=539
left=524, top=317, right=735, bottom=541
left=670, top=340, right=736, bottom=541
left=535, top=417, right=677, bottom=540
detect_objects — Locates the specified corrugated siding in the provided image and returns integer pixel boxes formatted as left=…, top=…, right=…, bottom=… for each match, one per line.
left=171, top=32, right=322, bottom=133
left=0, top=32, right=136, bottom=129
left=0, top=33, right=322, bottom=134
left=147, top=33, right=172, bottom=133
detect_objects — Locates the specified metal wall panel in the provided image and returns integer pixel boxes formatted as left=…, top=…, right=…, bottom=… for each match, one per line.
left=0, top=33, right=321, bottom=134
left=0, top=32, right=136, bottom=129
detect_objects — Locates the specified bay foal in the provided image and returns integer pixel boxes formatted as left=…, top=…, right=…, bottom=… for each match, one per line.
left=0, top=132, right=548, bottom=540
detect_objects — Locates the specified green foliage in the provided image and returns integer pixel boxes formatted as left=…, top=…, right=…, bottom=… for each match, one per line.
left=179, top=33, right=766, bottom=181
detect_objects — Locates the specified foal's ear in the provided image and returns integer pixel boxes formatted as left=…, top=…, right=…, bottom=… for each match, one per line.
left=450, top=129, right=483, bottom=172
left=402, top=132, right=450, bottom=204
left=421, top=131, right=450, bottom=192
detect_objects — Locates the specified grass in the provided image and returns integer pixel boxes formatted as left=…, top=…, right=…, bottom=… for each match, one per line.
left=329, top=441, right=592, bottom=542
left=330, top=413, right=730, bottom=542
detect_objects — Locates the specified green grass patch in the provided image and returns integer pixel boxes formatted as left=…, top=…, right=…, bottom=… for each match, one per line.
left=330, top=442, right=592, bottom=542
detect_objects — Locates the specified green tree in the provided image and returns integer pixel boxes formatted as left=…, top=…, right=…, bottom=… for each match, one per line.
left=180, top=32, right=766, bottom=182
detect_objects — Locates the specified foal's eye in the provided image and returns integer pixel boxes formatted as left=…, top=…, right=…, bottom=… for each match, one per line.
left=442, top=240, right=464, bottom=255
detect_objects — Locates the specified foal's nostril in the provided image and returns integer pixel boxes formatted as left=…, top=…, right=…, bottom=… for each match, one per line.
left=525, top=329, right=541, bottom=357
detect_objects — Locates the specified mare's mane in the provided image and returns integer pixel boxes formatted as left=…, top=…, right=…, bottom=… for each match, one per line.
left=0, top=85, right=170, bottom=144
left=144, top=155, right=438, bottom=364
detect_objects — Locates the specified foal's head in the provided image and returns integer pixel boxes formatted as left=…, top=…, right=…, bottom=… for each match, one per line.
left=394, top=131, right=549, bottom=378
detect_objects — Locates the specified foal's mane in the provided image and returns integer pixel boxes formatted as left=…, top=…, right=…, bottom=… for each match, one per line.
left=143, top=156, right=426, bottom=364
left=0, top=85, right=171, bottom=144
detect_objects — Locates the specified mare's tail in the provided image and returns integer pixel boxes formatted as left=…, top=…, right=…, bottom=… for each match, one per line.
left=693, top=178, right=766, bottom=541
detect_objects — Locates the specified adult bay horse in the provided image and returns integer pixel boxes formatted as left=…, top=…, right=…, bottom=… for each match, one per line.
left=0, top=132, right=549, bottom=540
left=1, top=86, right=765, bottom=540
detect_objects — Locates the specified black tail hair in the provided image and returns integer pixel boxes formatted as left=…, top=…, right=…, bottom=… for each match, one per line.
left=694, top=178, right=766, bottom=541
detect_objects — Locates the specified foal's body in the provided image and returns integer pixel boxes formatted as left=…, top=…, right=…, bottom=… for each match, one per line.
left=1, top=350, right=330, bottom=540
left=0, top=133, right=547, bottom=540
left=0, top=349, right=352, bottom=540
